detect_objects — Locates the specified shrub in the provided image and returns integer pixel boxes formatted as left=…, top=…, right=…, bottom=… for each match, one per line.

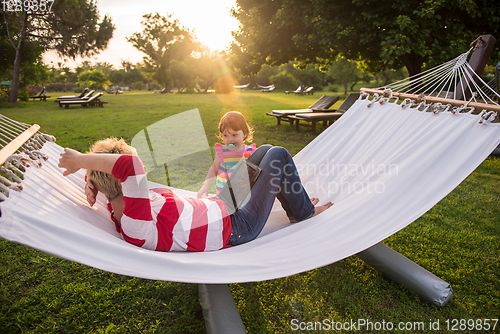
left=0, top=89, right=9, bottom=102
left=270, top=72, right=298, bottom=91
left=44, top=82, right=79, bottom=92
left=131, top=81, right=144, bottom=90
left=18, top=89, right=29, bottom=102
left=26, top=85, right=42, bottom=96
left=147, top=82, right=160, bottom=91
left=327, top=84, right=339, bottom=92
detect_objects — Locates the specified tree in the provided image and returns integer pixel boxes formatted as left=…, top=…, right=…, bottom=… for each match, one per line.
left=169, top=59, right=195, bottom=92
left=373, top=68, right=407, bottom=87
left=254, top=64, right=279, bottom=86
left=327, top=56, right=361, bottom=95
left=127, top=13, right=199, bottom=89
left=194, top=50, right=229, bottom=93
left=270, top=71, right=298, bottom=91
left=0, top=20, right=18, bottom=77
left=1, top=21, right=45, bottom=91
left=78, top=69, right=108, bottom=89
left=231, top=0, right=500, bottom=78
left=119, top=61, right=145, bottom=86
left=3, top=0, right=114, bottom=102
left=280, top=62, right=325, bottom=88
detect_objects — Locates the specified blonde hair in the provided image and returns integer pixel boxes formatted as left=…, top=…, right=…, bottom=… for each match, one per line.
left=217, top=111, right=254, bottom=143
left=86, top=137, right=137, bottom=201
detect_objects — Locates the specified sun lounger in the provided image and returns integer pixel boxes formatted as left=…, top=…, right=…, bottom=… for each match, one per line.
left=55, top=90, right=95, bottom=102
left=29, top=88, right=50, bottom=101
left=261, top=84, right=275, bottom=92
left=257, top=84, right=274, bottom=90
left=290, top=93, right=360, bottom=134
left=285, top=85, right=304, bottom=95
left=233, top=83, right=250, bottom=91
left=154, top=88, right=170, bottom=93
left=55, top=88, right=89, bottom=100
left=58, top=93, right=107, bottom=109
left=105, top=87, right=123, bottom=94
left=266, top=95, right=340, bottom=125
left=303, top=86, right=314, bottom=95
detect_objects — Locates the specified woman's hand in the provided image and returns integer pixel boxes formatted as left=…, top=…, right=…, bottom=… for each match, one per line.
left=58, top=148, right=83, bottom=176
left=85, top=179, right=98, bottom=207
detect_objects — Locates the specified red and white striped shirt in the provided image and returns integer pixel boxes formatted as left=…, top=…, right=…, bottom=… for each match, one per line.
left=111, top=155, right=232, bottom=251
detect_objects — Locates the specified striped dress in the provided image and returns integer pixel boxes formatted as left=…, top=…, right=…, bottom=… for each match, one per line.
left=111, top=155, right=232, bottom=252
left=215, top=143, right=256, bottom=194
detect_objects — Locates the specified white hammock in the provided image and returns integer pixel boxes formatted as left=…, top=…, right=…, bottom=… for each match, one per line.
left=1, top=98, right=500, bottom=284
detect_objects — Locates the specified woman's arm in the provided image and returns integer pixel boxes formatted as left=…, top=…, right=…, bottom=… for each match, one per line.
left=58, top=148, right=122, bottom=176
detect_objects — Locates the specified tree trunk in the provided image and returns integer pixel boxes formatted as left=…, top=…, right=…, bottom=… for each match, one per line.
left=350, top=78, right=358, bottom=92
left=400, top=52, right=425, bottom=93
left=9, top=11, right=28, bottom=103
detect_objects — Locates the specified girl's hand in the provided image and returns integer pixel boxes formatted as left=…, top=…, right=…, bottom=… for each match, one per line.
left=197, top=185, right=209, bottom=199
left=58, top=148, right=83, bottom=176
left=85, top=179, right=98, bottom=207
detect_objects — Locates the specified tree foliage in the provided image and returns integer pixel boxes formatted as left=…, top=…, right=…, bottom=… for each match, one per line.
left=327, top=56, right=361, bottom=95
left=78, top=69, right=108, bottom=88
left=270, top=71, right=298, bottom=91
left=194, top=50, right=233, bottom=93
left=1, top=20, right=45, bottom=88
left=3, top=0, right=114, bottom=101
left=127, top=13, right=199, bottom=88
left=231, top=0, right=500, bottom=77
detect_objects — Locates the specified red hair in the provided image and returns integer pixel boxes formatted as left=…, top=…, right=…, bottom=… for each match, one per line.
left=217, top=111, right=254, bottom=142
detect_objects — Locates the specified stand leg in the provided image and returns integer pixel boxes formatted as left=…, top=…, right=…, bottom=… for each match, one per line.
left=198, top=284, right=246, bottom=334
left=356, top=242, right=453, bottom=307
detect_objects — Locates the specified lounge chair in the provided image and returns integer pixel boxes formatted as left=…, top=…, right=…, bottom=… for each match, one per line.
left=303, top=86, right=314, bottom=95
left=233, top=83, right=250, bottom=91
left=29, top=87, right=50, bottom=101
left=285, top=85, right=304, bottom=95
left=266, top=95, right=340, bottom=125
left=105, top=87, right=123, bottom=94
left=58, top=93, right=107, bottom=109
left=55, top=90, right=95, bottom=103
left=261, top=84, right=275, bottom=92
left=290, top=93, right=360, bottom=134
left=154, top=88, right=167, bottom=93
left=55, top=88, right=89, bottom=100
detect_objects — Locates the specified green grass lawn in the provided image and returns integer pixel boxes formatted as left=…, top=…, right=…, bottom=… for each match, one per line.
left=0, top=89, right=499, bottom=333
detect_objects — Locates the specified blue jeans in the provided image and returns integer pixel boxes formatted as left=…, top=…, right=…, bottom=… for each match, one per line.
left=227, top=145, right=315, bottom=246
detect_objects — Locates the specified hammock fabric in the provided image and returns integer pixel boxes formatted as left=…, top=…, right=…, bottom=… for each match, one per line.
left=1, top=99, right=500, bottom=284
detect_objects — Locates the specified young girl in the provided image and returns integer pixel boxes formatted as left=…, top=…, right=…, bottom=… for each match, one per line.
left=197, top=111, right=256, bottom=198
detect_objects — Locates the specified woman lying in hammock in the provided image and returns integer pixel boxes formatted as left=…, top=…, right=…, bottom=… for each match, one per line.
left=58, top=138, right=333, bottom=252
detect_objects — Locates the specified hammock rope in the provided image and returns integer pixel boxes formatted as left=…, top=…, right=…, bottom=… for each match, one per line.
left=378, top=48, right=500, bottom=106
left=0, top=115, right=55, bottom=199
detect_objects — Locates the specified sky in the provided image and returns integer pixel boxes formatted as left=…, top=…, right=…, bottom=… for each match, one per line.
left=42, top=0, right=239, bottom=69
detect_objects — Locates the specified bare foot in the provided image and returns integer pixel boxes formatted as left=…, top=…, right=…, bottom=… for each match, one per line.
left=310, top=201, right=334, bottom=218
left=289, top=197, right=327, bottom=223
